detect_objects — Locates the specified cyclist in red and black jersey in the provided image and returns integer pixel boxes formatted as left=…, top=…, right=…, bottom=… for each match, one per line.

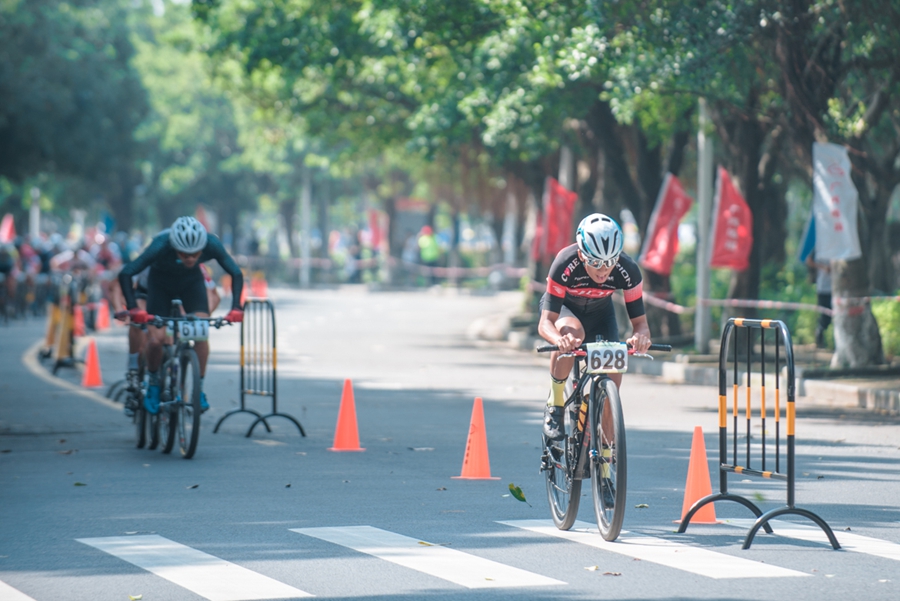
left=538, top=213, right=652, bottom=440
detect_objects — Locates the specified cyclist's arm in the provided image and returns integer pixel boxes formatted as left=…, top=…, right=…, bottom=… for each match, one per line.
left=538, top=308, right=582, bottom=353
left=622, top=281, right=651, bottom=353
left=206, top=235, right=244, bottom=309
left=117, top=236, right=167, bottom=310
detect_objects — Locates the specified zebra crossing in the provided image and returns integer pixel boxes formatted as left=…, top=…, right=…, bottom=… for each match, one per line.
left=3, top=519, right=900, bottom=600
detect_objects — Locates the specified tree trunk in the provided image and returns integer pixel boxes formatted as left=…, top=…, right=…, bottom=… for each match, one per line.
left=831, top=257, right=884, bottom=367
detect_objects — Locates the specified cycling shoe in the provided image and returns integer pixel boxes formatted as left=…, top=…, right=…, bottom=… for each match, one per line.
left=200, top=392, right=209, bottom=413
left=144, top=384, right=160, bottom=415
left=542, top=405, right=566, bottom=441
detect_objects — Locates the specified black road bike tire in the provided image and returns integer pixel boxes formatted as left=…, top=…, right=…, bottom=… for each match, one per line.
left=146, top=410, right=160, bottom=450
left=544, top=379, right=583, bottom=530
left=134, top=401, right=147, bottom=449
left=160, top=355, right=179, bottom=455
left=177, top=348, right=202, bottom=459
left=590, top=377, right=627, bottom=541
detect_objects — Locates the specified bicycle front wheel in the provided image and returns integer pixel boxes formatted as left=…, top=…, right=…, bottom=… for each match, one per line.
left=590, top=377, right=627, bottom=541
left=543, top=389, right=583, bottom=530
left=177, top=348, right=202, bottom=459
left=160, top=359, right=179, bottom=454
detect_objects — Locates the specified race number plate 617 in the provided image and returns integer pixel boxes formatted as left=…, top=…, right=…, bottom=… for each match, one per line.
left=178, top=320, right=209, bottom=341
left=584, top=341, right=628, bottom=374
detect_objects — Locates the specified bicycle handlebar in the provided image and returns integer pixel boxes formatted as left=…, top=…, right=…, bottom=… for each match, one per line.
left=114, top=311, right=233, bottom=329
left=536, top=342, right=672, bottom=353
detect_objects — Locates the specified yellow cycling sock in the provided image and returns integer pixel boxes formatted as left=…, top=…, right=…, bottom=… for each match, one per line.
left=547, top=376, right=567, bottom=407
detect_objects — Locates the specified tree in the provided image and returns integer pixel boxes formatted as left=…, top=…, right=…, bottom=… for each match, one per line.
left=0, top=0, right=148, bottom=228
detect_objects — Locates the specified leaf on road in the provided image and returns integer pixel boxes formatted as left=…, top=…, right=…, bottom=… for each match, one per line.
left=436, top=487, right=446, bottom=491
left=508, top=483, right=531, bottom=507
left=844, top=527, right=851, bottom=531
left=585, top=566, right=600, bottom=571
left=418, top=541, right=433, bottom=546
left=408, top=447, right=434, bottom=452
left=634, top=503, right=649, bottom=508
left=285, top=484, right=291, bottom=488
left=1, top=449, right=11, bottom=453
left=187, top=484, right=199, bottom=489
left=253, top=439, right=285, bottom=447
left=129, top=595, right=143, bottom=600
left=58, top=449, right=77, bottom=455
left=817, top=475, right=825, bottom=479
left=74, top=482, right=86, bottom=486
left=603, top=571, right=622, bottom=576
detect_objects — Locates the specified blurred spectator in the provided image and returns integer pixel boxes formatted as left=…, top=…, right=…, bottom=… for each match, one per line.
left=417, top=225, right=440, bottom=286
left=805, top=251, right=832, bottom=348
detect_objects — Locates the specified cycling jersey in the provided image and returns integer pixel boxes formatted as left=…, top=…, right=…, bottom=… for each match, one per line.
left=118, top=230, right=243, bottom=311
left=543, top=244, right=645, bottom=319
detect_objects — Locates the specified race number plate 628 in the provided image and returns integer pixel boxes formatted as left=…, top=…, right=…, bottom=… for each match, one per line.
left=584, top=341, right=628, bottom=374
left=178, top=320, right=209, bottom=341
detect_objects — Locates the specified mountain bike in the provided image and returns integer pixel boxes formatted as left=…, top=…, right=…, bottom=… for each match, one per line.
left=118, top=300, right=232, bottom=459
left=537, top=339, right=670, bottom=541
left=113, top=320, right=159, bottom=451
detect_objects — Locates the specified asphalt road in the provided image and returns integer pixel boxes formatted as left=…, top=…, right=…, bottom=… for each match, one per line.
left=2, top=285, right=900, bottom=601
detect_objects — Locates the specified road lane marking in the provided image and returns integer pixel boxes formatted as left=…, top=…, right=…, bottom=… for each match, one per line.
left=22, top=339, right=118, bottom=410
left=727, top=519, right=900, bottom=560
left=499, top=520, right=808, bottom=579
left=77, top=535, right=312, bottom=600
left=0, top=580, right=38, bottom=601
left=290, top=525, right=564, bottom=589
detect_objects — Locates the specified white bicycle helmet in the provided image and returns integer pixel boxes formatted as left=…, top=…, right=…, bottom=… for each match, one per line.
left=169, top=216, right=207, bottom=254
left=576, top=213, right=623, bottom=267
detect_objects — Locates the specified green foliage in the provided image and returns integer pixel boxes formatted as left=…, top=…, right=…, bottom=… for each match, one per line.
left=872, top=299, right=900, bottom=359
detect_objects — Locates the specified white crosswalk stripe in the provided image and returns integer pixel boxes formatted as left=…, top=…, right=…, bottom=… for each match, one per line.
left=499, top=519, right=810, bottom=579
left=77, top=535, right=313, bottom=601
left=726, top=518, right=900, bottom=560
left=291, top=525, right=565, bottom=589
left=0, top=579, right=38, bottom=601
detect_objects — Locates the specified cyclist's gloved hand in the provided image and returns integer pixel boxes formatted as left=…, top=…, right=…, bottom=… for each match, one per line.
left=128, top=308, right=151, bottom=324
left=224, top=308, right=244, bottom=323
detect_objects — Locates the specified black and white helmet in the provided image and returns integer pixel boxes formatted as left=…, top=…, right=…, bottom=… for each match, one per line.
left=169, top=216, right=207, bottom=254
left=576, top=213, right=623, bottom=267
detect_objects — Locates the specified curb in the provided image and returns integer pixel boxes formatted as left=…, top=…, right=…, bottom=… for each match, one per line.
left=22, top=339, right=119, bottom=411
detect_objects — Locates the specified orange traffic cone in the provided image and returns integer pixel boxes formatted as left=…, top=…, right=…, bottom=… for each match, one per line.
left=81, top=338, right=103, bottom=387
left=73, top=305, right=86, bottom=337
left=452, top=397, right=499, bottom=480
left=328, top=379, right=365, bottom=451
left=680, top=425, right=718, bottom=523
left=95, top=300, right=110, bottom=331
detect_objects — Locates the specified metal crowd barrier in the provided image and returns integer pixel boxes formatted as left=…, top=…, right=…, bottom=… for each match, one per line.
left=678, top=317, right=840, bottom=549
left=213, top=298, right=305, bottom=438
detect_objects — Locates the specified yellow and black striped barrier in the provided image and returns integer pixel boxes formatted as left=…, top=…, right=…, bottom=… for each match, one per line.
left=213, top=298, right=305, bottom=438
left=678, top=317, right=840, bottom=550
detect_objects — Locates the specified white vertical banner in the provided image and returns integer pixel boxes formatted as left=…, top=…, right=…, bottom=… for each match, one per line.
left=812, top=142, right=862, bottom=261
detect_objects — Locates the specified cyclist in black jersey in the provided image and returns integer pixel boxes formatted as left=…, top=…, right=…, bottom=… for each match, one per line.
left=537, top=213, right=652, bottom=440
left=117, top=217, right=244, bottom=415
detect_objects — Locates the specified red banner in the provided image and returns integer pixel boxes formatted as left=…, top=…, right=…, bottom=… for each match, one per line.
left=0, top=214, right=15, bottom=244
left=710, top=166, right=753, bottom=270
left=540, top=177, right=578, bottom=262
left=639, top=173, right=693, bottom=276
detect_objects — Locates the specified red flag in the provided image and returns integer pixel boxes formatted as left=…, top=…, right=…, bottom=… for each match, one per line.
left=542, top=177, right=578, bottom=262
left=710, top=166, right=753, bottom=270
left=368, top=209, right=382, bottom=249
left=0, top=214, right=16, bottom=243
left=639, top=173, right=693, bottom=276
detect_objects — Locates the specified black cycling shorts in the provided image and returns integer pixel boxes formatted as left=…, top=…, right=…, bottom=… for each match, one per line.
left=540, top=292, right=619, bottom=343
left=146, top=266, right=209, bottom=317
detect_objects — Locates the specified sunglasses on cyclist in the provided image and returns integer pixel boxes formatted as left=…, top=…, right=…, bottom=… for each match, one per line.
left=583, top=255, right=619, bottom=269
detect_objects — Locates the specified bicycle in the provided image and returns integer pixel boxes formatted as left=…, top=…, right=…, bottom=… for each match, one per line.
left=537, top=339, right=670, bottom=541
left=117, top=300, right=232, bottom=459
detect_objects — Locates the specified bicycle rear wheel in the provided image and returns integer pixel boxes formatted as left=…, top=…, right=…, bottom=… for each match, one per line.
left=134, top=400, right=147, bottom=449
left=177, top=348, right=202, bottom=459
left=543, top=386, right=583, bottom=530
left=590, top=377, right=627, bottom=541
